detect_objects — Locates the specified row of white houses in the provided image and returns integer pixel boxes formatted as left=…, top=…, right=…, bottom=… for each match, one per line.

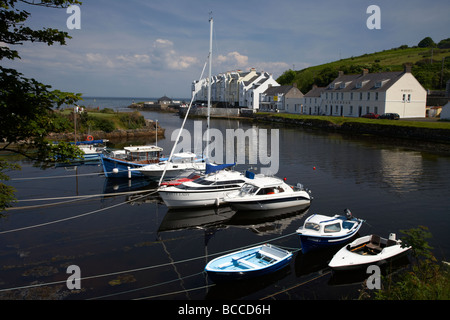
left=192, top=65, right=427, bottom=118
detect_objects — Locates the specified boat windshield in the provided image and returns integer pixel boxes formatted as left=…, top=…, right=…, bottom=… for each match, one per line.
left=238, top=184, right=259, bottom=196
left=304, top=222, right=320, bottom=231
left=324, top=222, right=341, bottom=233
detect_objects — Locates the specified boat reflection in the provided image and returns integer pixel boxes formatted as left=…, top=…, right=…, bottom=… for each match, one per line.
left=205, top=265, right=291, bottom=300
left=158, top=206, right=236, bottom=233
left=227, top=204, right=310, bottom=236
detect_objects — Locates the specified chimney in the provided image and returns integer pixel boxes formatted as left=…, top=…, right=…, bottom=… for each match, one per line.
left=404, top=63, right=412, bottom=73
left=293, top=83, right=297, bottom=88
left=338, top=71, right=344, bottom=77
left=362, top=69, right=369, bottom=76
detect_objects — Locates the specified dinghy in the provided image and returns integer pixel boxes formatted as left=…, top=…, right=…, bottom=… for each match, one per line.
left=328, top=233, right=411, bottom=271
left=296, top=209, right=364, bottom=253
left=205, top=244, right=293, bottom=282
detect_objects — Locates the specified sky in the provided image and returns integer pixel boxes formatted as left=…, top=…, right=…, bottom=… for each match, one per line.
left=2, top=0, right=449, bottom=99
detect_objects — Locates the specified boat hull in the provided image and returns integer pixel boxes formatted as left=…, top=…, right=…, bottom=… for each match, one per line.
left=297, top=217, right=363, bottom=253
left=328, top=235, right=411, bottom=271
left=205, top=245, right=292, bottom=282
left=227, top=193, right=311, bottom=211
left=158, top=187, right=241, bottom=209
left=100, top=155, right=146, bottom=178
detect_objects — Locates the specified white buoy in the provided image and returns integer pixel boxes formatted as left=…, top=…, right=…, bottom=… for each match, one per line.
left=112, top=168, right=119, bottom=174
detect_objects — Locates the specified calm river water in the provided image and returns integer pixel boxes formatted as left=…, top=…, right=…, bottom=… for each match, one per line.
left=1, top=106, right=449, bottom=301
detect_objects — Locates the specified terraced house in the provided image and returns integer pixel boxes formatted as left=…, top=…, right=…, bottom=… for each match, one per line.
left=304, top=64, right=427, bottom=118
left=192, top=68, right=279, bottom=110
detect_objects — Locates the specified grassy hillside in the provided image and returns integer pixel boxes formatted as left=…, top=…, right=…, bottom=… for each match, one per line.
left=278, top=45, right=450, bottom=94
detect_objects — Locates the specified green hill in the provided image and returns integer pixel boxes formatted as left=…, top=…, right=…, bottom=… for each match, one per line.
left=278, top=41, right=450, bottom=94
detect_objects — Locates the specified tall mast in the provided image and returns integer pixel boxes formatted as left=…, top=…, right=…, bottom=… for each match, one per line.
left=205, top=16, right=213, bottom=160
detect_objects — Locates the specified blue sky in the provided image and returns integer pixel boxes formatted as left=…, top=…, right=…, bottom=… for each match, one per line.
left=2, top=0, right=449, bottom=98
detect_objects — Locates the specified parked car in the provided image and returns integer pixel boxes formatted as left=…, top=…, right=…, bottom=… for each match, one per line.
left=361, top=113, right=379, bottom=119
left=379, top=113, right=400, bottom=120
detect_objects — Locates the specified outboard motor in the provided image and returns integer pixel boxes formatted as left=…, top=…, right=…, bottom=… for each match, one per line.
left=344, top=208, right=352, bottom=220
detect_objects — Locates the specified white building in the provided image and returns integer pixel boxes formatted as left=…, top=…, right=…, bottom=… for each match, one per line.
left=302, top=85, right=326, bottom=115
left=192, top=68, right=280, bottom=109
left=260, top=84, right=304, bottom=113
left=316, top=65, right=427, bottom=118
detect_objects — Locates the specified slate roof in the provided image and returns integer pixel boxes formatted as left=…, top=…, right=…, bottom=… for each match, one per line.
left=325, top=70, right=405, bottom=93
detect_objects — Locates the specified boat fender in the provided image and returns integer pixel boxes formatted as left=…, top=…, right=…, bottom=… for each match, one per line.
left=215, top=198, right=220, bottom=207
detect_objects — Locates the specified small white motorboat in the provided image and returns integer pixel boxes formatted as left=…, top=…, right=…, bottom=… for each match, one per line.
left=138, top=152, right=206, bottom=179
left=224, top=176, right=312, bottom=211
left=205, top=244, right=293, bottom=282
left=296, top=209, right=364, bottom=253
left=158, top=163, right=250, bottom=209
left=328, top=233, right=411, bottom=271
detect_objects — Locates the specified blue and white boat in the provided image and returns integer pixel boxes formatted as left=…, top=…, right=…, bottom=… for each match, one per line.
left=75, top=139, right=108, bottom=161
left=100, top=145, right=163, bottom=178
left=204, top=244, right=293, bottom=282
left=296, top=209, right=364, bottom=253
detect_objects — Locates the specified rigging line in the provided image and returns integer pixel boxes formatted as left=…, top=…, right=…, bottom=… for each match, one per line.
left=7, top=189, right=157, bottom=211
left=133, top=283, right=216, bottom=300
left=0, top=232, right=300, bottom=294
left=88, top=271, right=206, bottom=300
left=0, top=191, right=155, bottom=235
left=259, top=270, right=332, bottom=300
left=15, top=188, right=155, bottom=203
left=10, top=171, right=104, bottom=181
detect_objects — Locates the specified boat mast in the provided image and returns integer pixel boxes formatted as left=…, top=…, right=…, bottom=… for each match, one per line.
left=205, top=16, right=213, bottom=160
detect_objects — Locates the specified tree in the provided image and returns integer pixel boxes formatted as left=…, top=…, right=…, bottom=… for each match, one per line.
left=417, top=37, right=436, bottom=48
left=0, top=0, right=83, bottom=212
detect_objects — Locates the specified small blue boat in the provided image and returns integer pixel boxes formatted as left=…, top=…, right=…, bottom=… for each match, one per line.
left=296, top=209, right=364, bottom=253
left=205, top=244, right=293, bottom=282
left=100, top=145, right=163, bottom=178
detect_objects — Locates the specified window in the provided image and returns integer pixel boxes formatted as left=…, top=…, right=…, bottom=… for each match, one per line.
left=341, top=92, right=344, bottom=100
left=360, top=92, right=363, bottom=100
left=374, top=107, right=378, bottom=114
left=349, top=106, right=353, bottom=114
left=407, top=94, right=411, bottom=102
left=366, top=107, right=370, bottom=114
left=350, top=92, right=354, bottom=100
left=367, top=92, right=370, bottom=100
left=324, top=223, right=341, bottom=233
left=375, top=92, right=379, bottom=100
left=402, top=94, right=406, bottom=102
left=305, top=222, right=320, bottom=231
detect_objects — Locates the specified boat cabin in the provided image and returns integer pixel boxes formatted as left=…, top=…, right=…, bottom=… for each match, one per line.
left=110, top=145, right=163, bottom=164
left=302, top=214, right=356, bottom=234
left=237, top=177, right=291, bottom=197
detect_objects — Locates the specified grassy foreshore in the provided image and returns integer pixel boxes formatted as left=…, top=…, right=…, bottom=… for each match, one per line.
left=250, top=112, right=450, bottom=145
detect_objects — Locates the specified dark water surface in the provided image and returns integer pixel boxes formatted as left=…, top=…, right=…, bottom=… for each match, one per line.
left=1, top=109, right=449, bottom=300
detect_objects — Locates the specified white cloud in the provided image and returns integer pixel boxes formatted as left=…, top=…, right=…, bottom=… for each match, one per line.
left=217, top=51, right=249, bottom=68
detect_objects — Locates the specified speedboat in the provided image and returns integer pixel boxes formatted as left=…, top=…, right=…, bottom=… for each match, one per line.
left=224, top=176, right=312, bottom=211
left=100, top=145, right=163, bottom=178
left=328, top=233, right=411, bottom=271
left=205, top=244, right=293, bottom=282
left=158, top=163, right=251, bottom=209
left=138, top=152, right=206, bottom=179
left=296, top=209, right=364, bottom=253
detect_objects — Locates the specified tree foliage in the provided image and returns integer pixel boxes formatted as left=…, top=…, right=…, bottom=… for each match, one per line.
left=0, top=0, right=83, bottom=212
